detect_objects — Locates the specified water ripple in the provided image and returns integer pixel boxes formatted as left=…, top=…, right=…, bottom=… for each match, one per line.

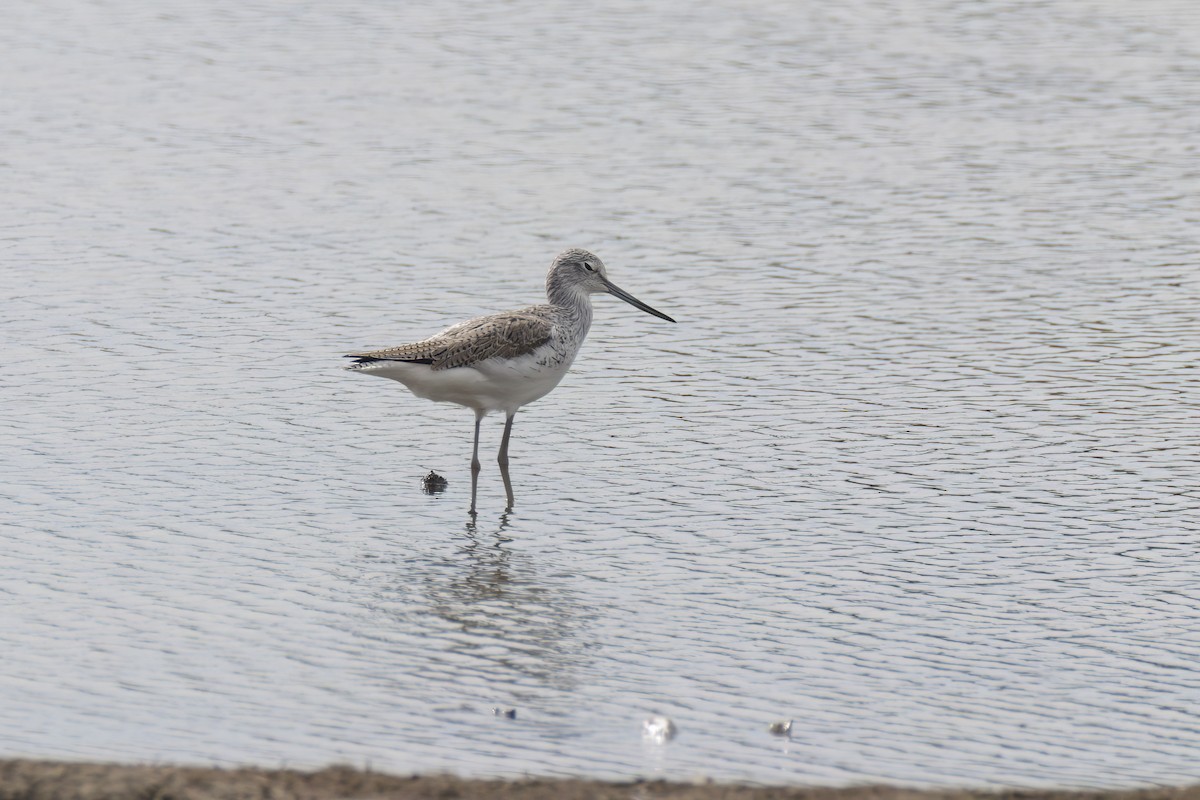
left=3, top=0, right=1200, bottom=790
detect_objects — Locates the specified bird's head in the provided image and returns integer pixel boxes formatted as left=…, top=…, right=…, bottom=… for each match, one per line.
left=547, top=248, right=675, bottom=322
left=550, top=248, right=610, bottom=294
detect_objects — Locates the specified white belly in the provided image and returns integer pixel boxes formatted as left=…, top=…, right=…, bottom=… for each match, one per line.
left=349, top=352, right=574, bottom=415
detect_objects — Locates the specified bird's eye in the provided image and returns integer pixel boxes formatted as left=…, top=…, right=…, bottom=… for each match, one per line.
left=584, top=263, right=595, bottom=272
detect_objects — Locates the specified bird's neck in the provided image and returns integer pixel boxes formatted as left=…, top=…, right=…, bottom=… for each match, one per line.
left=547, top=279, right=594, bottom=335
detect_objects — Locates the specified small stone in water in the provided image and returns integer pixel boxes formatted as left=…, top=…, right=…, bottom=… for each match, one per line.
left=421, top=471, right=448, bottom=494
left=768, top=719, right=793, bottom=736
left=492, top=707, right=516, bottom=719
left=642, top=714, right=677, bottom=742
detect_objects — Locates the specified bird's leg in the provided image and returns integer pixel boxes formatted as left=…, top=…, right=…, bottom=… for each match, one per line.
left=498, top=412, right=515, bottom=511
left=497, top=412, right=515, bottom=469
left=469, top=410, right=483, bottom=516
left=471, top=411, right=484, bottom=475
left=500, top=463, right=514, bottom=512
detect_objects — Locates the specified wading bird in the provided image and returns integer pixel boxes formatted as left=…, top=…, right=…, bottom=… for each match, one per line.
left=345, top=248, right=675, bottom=513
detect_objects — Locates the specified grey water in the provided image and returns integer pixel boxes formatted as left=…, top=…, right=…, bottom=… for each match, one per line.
left=3, top=0, right=1200, bottom=789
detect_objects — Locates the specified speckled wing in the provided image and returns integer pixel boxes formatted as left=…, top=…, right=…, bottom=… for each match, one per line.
left=347, top=311, right=553, bottom=371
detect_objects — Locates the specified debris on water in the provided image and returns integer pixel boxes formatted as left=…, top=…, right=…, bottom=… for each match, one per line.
left=642, top=714, right=677, bottom=743
left=768, top=719, right=794, bottom=737
left=491, top=707, right=517, bottom=719
left=421, top=471, right=448, bottom=494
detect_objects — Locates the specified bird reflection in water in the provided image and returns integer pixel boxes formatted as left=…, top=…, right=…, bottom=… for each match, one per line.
left=410, top=512, right=587, bottom=690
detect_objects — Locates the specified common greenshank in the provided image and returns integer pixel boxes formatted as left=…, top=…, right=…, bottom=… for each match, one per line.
left=345, top=248, right=675, bottom=512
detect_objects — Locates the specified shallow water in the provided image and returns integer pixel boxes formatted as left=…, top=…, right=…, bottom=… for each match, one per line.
left=3, top=0, right=1200, bottom=789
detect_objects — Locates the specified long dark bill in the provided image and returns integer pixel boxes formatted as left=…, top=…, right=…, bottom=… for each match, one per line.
left=604, top=279, right=676, bottom=323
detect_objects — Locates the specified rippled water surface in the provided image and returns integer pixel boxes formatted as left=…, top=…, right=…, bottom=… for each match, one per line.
left=4, top=0, right=1200, bottom=789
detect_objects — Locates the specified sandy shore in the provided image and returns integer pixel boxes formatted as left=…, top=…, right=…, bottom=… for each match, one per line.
left=1, top=760, right=1197, bottom=800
